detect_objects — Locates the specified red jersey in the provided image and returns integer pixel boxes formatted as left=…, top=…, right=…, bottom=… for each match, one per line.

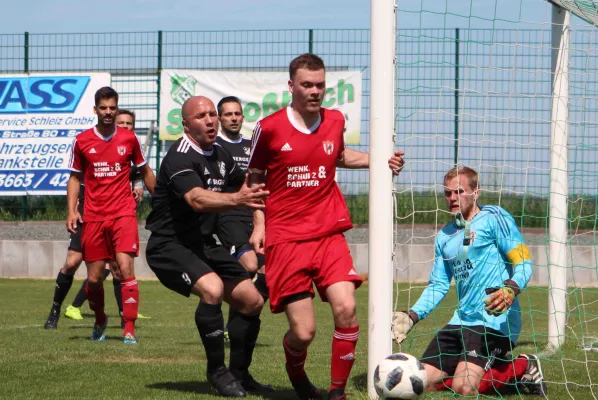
left=248, top=106, right=353, bottom=247
left=69, top=126, right=146, bottom=222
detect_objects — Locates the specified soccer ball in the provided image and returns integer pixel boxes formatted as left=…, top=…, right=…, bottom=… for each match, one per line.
left=373, top=353, right=428, bottom=399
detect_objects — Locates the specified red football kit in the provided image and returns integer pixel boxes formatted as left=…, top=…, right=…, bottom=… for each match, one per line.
left=69, top=126, right=146, bottom=261
left=248, top=106, right=362, bottom=313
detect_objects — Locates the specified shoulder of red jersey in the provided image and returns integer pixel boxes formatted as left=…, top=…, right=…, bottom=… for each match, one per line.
left=322, top=107, right=345, bottom=122
left=257, top=108, right=288, bottom=131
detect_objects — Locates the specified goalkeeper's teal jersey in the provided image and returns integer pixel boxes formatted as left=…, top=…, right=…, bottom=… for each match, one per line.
left=411, top=205, right=533, bottom=344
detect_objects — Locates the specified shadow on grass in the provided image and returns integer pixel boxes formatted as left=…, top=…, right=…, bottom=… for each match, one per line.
left=352, top=373, right=367, bottom=391
left=68, top=335, right=152, bottom=341
left=147, top=381, right=300, bottom=399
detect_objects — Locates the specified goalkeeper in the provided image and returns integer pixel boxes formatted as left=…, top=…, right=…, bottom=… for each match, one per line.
left=392, top=166, right=546, bottom=396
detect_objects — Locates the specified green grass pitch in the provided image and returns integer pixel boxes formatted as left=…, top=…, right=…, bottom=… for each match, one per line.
left=0, top=279, right=596, bottom=399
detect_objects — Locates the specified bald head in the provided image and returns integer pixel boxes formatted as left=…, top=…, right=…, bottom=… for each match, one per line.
left=181, top=96, right=219, bottom=150
left=182, top=96, right=215, bottom=120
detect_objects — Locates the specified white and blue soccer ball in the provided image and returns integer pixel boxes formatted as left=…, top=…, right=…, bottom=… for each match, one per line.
left=374, top=353, right=428, bottom=399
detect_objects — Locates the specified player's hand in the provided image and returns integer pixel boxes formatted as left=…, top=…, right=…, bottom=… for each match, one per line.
left=66, top=211, right=82, bottom=234
left=391, top=310, right=415, bottom=344
left=249, top=225, right=266, bottom=255
left=132, top=187, right=144, bottom=203
left=235, top=178, right=269, bottom=210
left=388, top=151, right=405, bottom=175
left=484, top=287, right=516, bottom=316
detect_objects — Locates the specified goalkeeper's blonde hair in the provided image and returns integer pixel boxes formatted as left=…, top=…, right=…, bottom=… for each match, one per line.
left=444, top=166, right=479, bottom=190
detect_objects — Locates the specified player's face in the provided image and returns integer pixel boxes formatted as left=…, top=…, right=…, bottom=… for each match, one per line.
left=444, top=175, right=479, bottom=218
left=289, top=68, right=326, bottom=114
left=219, top=102, right=244, bottom=136
left=115, top=114, right=134, bottom=131
left=94, top=98, right=118, bottom=127
left=183, top=99, right=219, bottom=148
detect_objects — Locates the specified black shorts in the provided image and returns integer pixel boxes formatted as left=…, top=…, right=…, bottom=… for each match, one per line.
left=68, top=203, right=84, bottom=252
left=421, top=325, right=514, bottom=376
left=146, top=234, right=249, bottom=297
left=217, top=218, right=265, bottom=267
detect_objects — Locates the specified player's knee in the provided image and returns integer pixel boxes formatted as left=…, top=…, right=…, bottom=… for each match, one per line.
left=331, top=297, right=357, bottom=327
left=245, top=292, right=264, bottom=315
left=194, top=274, right=224, bottom=304
left=452, top=380, right=478, bottom=396
left=63, top=252, right=82, bottom=272
left=290, top=323, right=316, bottom=346
left=238, top=251, right=258, bottom=274
left=87, top=275, right=103, bottom=286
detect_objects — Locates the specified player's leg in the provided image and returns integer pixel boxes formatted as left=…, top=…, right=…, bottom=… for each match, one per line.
left=114, top=252, right=137, bottom=343
left=83, top=220, right=112, bottom=341
left=418, top=326, right=461, bottom=391
left=86, top=259, right=109, bottom=341
left=456, top=326, right=547, bottom=396
left=312, top=234, right=363, bottom=399
left=44, top=246, right=83, bottom=329
left=68, top=267, right=110, bottom=319
left=146, top=235, right=246, bottom=397
left=451, top=361, right=485, bottom=395
left=110, top=215, right=140, bottom=343
left=206, top=243, right=271, bottom=393
left=324, top=281, right=359, bottom=399
left=265, top=239, right=320, bottom=399
left=106, top=261, right=124, bottom=320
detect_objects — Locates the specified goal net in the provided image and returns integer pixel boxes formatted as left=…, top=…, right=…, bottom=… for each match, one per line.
left=388, top=0, right=598, bottom=398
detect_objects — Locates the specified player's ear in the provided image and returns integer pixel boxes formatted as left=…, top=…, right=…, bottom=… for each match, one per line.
left=288, top=79, right=294, bottom=94
left=473, top=186, right=480, bottom=202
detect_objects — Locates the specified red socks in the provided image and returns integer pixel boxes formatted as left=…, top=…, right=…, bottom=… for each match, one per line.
left=120, top=277, right=139, bottom=336
left=330, top=325, right=359, bottom=392
left=283, top=336, right=308, bottom=381
left=478, top=357, right=529, bottom=393
left=435, top=357, right=529, bottom=394
left=85, top=283, right=106, bottom=327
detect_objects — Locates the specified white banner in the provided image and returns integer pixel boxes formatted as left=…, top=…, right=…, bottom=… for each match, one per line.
left=0, top=73, right=111, bottom=195
left=159, top=70, right=362, bottom=144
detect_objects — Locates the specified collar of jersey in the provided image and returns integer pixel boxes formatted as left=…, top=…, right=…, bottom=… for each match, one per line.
left=218, top=133, right=244, bottom=144
left=93, top=126, right=117, bottom=141
left=183, top=134, right=214, bottom=156
left=286, top=104, right=321, bottom=134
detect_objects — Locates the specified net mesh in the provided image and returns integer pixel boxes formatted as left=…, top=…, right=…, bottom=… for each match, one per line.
left=393, top=1, right=598, bottom=398
left=549, top=0, right=598, bottom=25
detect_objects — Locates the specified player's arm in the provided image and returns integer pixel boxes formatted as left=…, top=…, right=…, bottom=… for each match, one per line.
left=66, top=172, right=82, bottom=233
left=337, top=148, right=405, bottom=175
left=393, top=239, right=452, bottom=343
left=138, top=164, right=156, bottom=196
left=248, top=171, right=267, bottom=255
left=484, top=208, right=533, bottom=315
left=130, top=165, right=144, bottom=202
left=184, top=181, right=267, bottom=212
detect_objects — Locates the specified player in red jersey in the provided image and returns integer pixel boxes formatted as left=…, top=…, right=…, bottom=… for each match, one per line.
left=67, top=87, right=156, bottom=344
left=248, top=54, right=404, bottom=400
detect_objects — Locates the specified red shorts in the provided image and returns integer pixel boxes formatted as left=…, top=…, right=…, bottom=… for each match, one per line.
left=81, top=216, right=139, bottom=262
left=265, top=233, right=362, bottom=313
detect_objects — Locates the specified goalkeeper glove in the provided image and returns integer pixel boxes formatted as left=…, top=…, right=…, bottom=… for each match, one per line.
left=391, top=310, right=418, bottom=344
left=483, top=281, right=519, bottom=316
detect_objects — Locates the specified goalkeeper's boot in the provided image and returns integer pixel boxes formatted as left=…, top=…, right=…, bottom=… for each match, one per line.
left=44, top=306, right=60, bottom=329
left=64, top=305, right=83, bottom=320
left=518, top=354, right=547, bottom=396
left=124, top=333, right=137, bottom=344
left=206, top=366, right=247, bottom=397
left=287, top=365, right=321, bottom=400
left=137, top=313, right=151, bottom=319
left=90, top=318, right=107, bottom=341
left=328, top=388, right=346, bottom=400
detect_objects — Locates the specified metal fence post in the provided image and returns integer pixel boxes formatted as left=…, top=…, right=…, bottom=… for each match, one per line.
left=453, top=28, right=460, bottom=167
left=155, top=30, right=163, bottom=173
left=22, top=31, right=30, bottom=221
left=308, top=29, right=314, bottom=53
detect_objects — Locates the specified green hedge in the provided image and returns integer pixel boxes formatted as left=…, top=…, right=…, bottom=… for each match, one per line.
left=1, top=192, right=596, bottom=230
